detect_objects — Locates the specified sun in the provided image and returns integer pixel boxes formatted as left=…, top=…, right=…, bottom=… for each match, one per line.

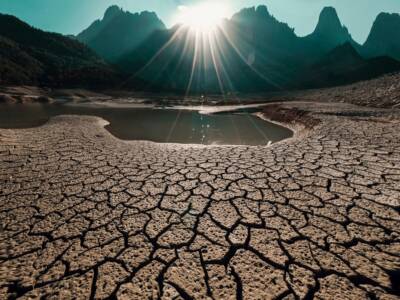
left=175, top=2, right=232, bottom=33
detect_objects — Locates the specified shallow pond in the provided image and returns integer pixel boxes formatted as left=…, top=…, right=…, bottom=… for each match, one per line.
left=0, top=103, right=293, bottom=146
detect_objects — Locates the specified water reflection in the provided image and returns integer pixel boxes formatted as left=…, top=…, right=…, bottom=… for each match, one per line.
left=0, top=103, right=293, bottom=145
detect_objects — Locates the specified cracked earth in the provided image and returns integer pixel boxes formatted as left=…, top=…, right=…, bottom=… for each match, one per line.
left=0, top=102, right=399, bottom=299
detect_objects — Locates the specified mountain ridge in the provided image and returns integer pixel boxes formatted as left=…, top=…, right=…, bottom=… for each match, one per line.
left=1, top=5, right=400, bottom=93
left=77, top=5, right=400, bottom=65
left=0, top=13, right=121, bottom=87
left=77, top=6, right=165, bottom=62
left=298, top=42, right=400, bottom=88
left=114, top=5, right=400, bottom=93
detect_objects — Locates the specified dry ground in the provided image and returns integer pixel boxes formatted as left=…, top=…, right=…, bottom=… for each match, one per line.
left=0, top=102, right=399, bottom=299
left=265, top=73, right=400, bottom=109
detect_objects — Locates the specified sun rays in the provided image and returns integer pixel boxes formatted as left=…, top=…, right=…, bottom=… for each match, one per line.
left=175, top=2, right=232, bottom=34
left=126, top=1, right=285, bottom=99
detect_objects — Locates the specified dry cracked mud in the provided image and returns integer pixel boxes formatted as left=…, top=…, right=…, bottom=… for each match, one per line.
left=0, top=102, right=399, bottom=299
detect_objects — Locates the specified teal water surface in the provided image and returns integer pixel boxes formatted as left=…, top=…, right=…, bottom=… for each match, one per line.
left=0, top=103, right=293, bottom=145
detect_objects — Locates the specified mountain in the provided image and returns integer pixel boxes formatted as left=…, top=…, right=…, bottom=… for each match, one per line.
left=302, top=7, right=358, bottom=60
left=117, top=23, right=297, bottom=93
left=299, top=42, right=400, bottom=88
left=118, top=26, right=249, bottom=93
left=0, top=13, right=121, bottom=87
left=117, top=5, right=313, bottom=93
left=227, top=6, right=300, bottom=65
left=117, top=6, right=366, bottom=93
left=77, top=6, right=166, bottom=62
left=363, top=12, right=400, bottom=60
left=316, top=42, right=364, bottom=68
left=1, top=5, right=400, bottom=93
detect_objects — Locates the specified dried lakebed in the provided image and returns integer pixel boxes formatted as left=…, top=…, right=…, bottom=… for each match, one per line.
left=0, top=103, right=292, bottom=146
left=0, top=102, right=399, bottom=299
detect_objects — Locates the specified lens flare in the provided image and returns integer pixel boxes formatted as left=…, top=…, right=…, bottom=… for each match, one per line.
left=175, top=2, right=232, bottom=33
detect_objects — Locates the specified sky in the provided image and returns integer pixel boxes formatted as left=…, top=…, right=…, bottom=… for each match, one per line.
left=0, top=0, right=399, bottom=43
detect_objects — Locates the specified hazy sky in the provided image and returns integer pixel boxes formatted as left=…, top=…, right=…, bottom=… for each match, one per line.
left=0, top=0, right=399, bottom=43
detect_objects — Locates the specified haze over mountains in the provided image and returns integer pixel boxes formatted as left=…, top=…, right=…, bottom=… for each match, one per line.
left=1, top=5, right=400, bottom=93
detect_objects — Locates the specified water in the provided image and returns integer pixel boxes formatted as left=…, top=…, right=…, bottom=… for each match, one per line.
left=0, top=103, right=293, bottom=145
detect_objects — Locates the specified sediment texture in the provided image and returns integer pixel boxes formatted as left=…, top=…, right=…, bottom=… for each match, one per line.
left=0, top=103, right=399, bottom=299
left=269, top=72, right=400, bottom=108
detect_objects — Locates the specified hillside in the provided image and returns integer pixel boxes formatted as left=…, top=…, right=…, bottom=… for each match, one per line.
left=298, top=43, right=400, bottom=88
left=269, top=71, right=400, bottom=108
left=0, top=13, right=121, bottom=88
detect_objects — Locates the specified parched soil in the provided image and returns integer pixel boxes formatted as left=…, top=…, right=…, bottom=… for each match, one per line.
left=267, top=72, right=400, bottom=109
left=0, top=102, right=399, bottom=299
left=261, top=104, right=321, bottom=129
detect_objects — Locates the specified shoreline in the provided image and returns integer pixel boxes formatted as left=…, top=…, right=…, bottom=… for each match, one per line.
left=0, top=102, right=296, bottom=147
left=2, top=71, right=400, bottom=109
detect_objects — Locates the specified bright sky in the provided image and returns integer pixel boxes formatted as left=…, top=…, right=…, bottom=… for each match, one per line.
left=0, top=0, right=399, bottom=43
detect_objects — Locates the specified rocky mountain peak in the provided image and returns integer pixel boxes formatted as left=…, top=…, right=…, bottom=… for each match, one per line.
left=314, top=7, right=348, bottom=36
left=303, top=6, right=354, bottom=54
left=232, top=5, right=273, bottom=22
left=103, top=5, right=123, bottom=21
left=77, top=6, right=165, bottom=62
left=255, top=5, right=271, bottom=18
left=363, top=12, right=400, bottom=60
left=231, top=5, right=293, bottom=32
left=366, top=12, right=400, bottom=43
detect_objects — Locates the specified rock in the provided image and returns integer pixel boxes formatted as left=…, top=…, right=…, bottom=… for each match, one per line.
left=0, top=94, right=17, bottom=103
left=35, top=96, right=54, bottom=103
